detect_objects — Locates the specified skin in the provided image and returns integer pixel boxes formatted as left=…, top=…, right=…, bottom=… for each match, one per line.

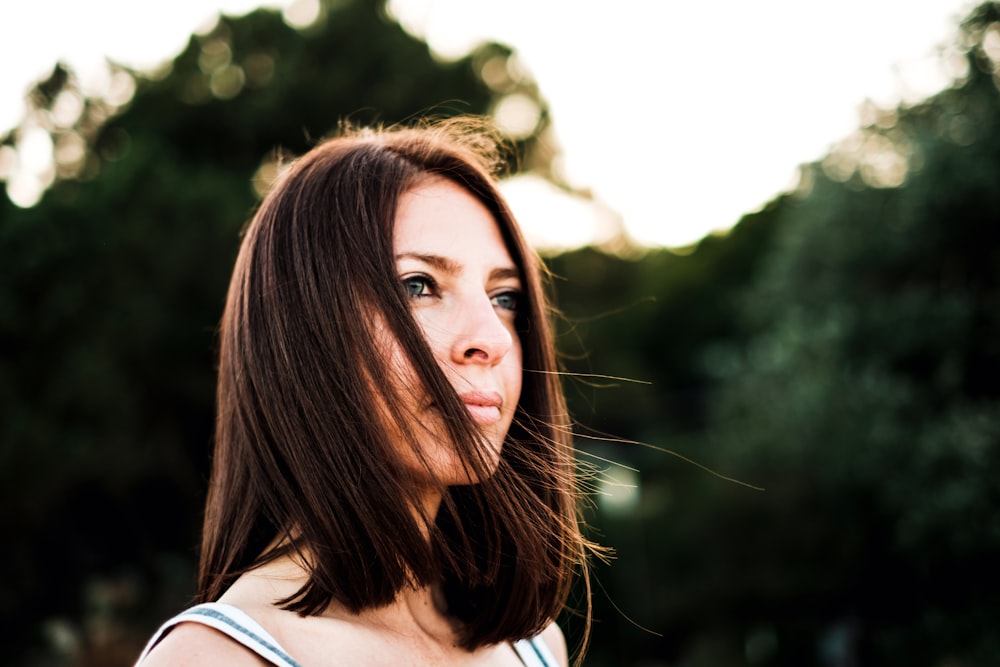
left=140, top=178, right=568, bottom=666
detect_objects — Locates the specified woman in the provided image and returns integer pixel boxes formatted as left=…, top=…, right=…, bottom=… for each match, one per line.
left=136, top=118, right=593, bottom=666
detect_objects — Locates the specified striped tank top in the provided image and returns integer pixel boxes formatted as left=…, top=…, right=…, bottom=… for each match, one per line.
left=135, top=602, right=560, bottom=667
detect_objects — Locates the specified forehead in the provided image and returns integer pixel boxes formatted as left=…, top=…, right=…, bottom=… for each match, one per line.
left=393, top=177, right=516, bottom=269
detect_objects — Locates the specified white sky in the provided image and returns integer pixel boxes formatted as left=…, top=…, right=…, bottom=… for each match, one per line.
left=0, top=0, right=978, bottom=248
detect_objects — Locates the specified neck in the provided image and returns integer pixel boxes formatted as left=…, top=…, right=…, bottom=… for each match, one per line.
left=230, top=552, right=457, bottom=641
left=416, top=486, right=444, bottom=537
left=223, top=488, right=456, bottom=639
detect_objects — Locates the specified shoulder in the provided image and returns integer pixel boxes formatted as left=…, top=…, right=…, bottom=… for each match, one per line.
left=139, top=621, right=273, bottom=667
left=539, top=620, right=569, bottom=667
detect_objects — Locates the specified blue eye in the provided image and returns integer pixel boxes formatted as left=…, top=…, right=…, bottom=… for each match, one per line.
left=402, top=275, right=434, bottom=298
left=491, top=291, right=520, bottom=312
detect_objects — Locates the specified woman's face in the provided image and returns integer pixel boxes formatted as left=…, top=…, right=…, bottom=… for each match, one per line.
left=390, top=176, right=523, bottom=485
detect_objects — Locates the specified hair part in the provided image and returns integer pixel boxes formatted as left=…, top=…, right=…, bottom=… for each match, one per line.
left=199, top=117, right=594, bottom=651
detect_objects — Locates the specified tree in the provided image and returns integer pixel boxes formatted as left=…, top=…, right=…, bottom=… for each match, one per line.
left=549, top=4, right=1000, bottom=665
left=682, top=3, right=1000, bottom=663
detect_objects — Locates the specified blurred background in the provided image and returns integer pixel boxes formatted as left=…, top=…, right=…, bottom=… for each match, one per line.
left=1, top=0, right=998, bottom=665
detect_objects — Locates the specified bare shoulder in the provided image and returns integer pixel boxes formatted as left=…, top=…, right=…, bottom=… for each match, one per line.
left=139, top=622, right=272, bottom=667
left=540, top=620, right=569, bottom=667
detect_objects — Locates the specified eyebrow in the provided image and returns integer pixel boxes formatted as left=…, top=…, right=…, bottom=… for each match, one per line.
left=396, top=252, right=521, bottom=282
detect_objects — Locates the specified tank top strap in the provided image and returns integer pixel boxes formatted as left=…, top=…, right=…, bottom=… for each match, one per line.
left=134, top=602, right=302, bottom=667
left=512, top=633, right=560, bottom=667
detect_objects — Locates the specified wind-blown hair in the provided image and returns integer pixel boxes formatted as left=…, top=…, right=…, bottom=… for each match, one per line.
left=199, top=118, right=591, bottom=650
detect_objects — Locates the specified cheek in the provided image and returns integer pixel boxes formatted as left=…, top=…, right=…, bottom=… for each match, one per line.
left=370, top=320, right=425, bottom=414
left=408, top=309, right=448, bottom=358
left=506, top=340, right=524, bottom=405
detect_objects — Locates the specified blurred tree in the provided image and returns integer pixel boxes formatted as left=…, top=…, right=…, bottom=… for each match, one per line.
left=548, top=167, right=784, bottom=667
left=550, top=203, right=779, bottom=444
left=593, top=3, right=999, bottom=665
left=551, top=4, right=1000, bottom=666
left=0, top=1, right=553, bottom=664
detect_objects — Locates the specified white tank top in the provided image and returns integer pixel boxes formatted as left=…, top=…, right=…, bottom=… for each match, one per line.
left=135, top=602, right=560, bottom=667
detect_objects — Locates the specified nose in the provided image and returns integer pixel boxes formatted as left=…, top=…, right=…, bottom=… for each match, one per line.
left=450, top=294, right=514, bottom=366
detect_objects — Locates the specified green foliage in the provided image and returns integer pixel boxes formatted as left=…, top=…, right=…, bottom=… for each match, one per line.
left=556, top=4, right=1000, bottom=665
left=549, top=204, right=779, bottom=445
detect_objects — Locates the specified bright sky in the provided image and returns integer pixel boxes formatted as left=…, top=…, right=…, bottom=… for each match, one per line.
left=0, top=0, right=977, bottom=249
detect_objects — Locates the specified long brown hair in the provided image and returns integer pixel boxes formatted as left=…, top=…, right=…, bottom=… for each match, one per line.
left=199, top=117, right=591, bottom=650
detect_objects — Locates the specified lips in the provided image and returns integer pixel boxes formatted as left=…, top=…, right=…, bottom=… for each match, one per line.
left=460, top=390, right=503, bottom=425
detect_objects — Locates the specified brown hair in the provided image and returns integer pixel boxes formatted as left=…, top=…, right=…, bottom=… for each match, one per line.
left=199, top=117, right=591, bottom=650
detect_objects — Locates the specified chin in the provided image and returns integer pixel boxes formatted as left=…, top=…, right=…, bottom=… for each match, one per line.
left=441, top=439, right=505, bottom=487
